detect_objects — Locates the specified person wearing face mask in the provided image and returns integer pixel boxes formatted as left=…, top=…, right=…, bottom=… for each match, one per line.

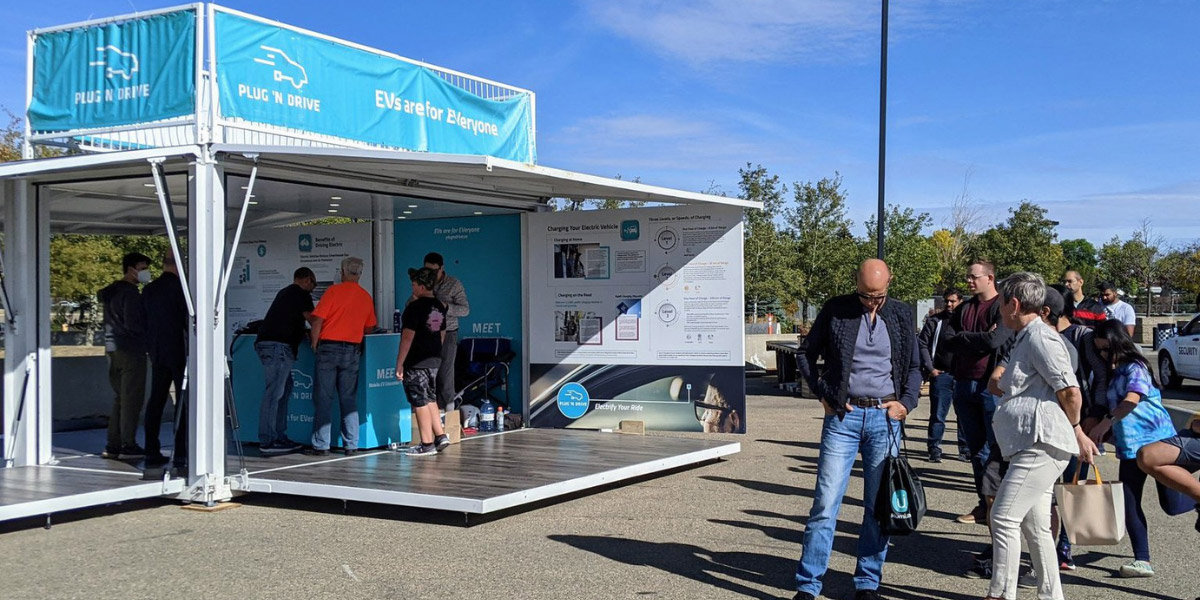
left=98, top=252, right=152, bottom=460
left=255, top=267, right=318, bottom=455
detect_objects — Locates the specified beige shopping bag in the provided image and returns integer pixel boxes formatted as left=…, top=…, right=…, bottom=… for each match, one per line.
left=1054, top=466, right=1126, bottom=545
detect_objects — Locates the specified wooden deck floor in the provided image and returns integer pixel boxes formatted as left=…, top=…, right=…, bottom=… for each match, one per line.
left=0, top=428, right=738, bottom=521
left=0, top=460, right=183, bottom=522
left=239, top=428, right=739, bottom=513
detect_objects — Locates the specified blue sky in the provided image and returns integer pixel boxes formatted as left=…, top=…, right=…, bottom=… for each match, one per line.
left=2, top=1, right=1198, bottom=246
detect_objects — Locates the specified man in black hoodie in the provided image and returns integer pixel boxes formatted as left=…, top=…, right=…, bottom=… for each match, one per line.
left=98, top=252, right=151, bottom=460
left=918, top=288, right=963, bottom=463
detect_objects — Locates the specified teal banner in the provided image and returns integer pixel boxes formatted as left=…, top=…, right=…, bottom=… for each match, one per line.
left=214, top=11, right=535, bottom=163
left=28, top=10, right=196, bottom=132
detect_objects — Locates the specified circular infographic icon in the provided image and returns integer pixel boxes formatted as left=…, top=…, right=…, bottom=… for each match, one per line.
left=257, top=244, right=267, bottom=257
left=657, top=301, right=679, bottom=325
left=557, top=382, right=591, bottom=419
left=656, top=227, right=679, bottom=251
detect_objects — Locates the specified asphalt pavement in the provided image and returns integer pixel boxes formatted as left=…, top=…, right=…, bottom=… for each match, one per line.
left=1, top=376, right=1198, bottom=600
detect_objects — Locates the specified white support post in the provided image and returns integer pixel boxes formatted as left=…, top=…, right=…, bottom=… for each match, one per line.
left=35, top=185, right=51, bottom=463
left=2, top=180, right=42, bottom=467
left=214, top=157, right=257, bottom=314
left=519, top=213, right=531, bottom=421
left=186, top=152, right=231, bottom=503
left=371, top=195, right=395, bottom=324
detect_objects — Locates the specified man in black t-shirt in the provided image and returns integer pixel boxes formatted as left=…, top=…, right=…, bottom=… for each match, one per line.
left=255, top=267, right=317, bottom=455
left=396, top=267, right=448, bottom=457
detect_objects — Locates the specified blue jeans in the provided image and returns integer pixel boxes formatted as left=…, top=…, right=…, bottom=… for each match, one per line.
left=954, top=378, right=998, bottom=505
left=312, top=342, right=361, bottom=451
left=255, top=341, right=295, bottom=446
left=796, top=407, right=898, bottom=596
left=926, top=372, right=956, bottom=455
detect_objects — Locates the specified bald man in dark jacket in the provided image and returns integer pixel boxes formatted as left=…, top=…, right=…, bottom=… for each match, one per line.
left=793, top=259, right=921, bottom=600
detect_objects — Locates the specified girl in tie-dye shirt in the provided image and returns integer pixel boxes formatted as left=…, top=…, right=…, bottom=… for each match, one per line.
left=1087, top=320, right=1177, bottom=578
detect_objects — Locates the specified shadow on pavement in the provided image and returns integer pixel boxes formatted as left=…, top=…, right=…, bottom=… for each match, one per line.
left=548, top=534, right=793, bottom=599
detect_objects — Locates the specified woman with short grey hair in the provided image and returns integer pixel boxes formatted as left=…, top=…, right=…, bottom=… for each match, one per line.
left=984, top=272, right=1099, bottom=600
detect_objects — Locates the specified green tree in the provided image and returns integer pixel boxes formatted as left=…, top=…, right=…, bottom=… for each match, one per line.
left=1060, top=238, right=1098, bottom=284
left=785, top=174, right=857, bottom=322
left=1097, top=222, right=1162, bottom=302
left=739, top=164, right=790, bottom=322
left=1157, top=243, right=1200, bottom=309
left=972, top=201, right=1065, bottom=279
left=860, top=205, right=939, bottom=303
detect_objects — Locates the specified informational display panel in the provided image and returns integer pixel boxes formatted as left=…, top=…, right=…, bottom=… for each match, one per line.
left=393, top=214, right=524, bottom=409
left=28, top=10, right=196, bottom=132
left=226, top=223, right=374, bottom=340
left=527, top=206, right=746, bottom=433
left=213, top=10, right=535, bottom=163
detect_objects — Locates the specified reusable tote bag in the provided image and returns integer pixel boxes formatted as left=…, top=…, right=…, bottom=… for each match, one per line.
left=874, top=419, right=927, bottom=535
left=1054, top=465, right=1126, bottom=545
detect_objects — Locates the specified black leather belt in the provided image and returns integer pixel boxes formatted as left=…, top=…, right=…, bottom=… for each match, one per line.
left=318, top=340, right=360, bottom=348
left=847, top=395, right=895, bottom=408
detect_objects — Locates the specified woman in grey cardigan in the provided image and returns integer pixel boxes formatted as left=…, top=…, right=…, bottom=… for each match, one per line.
left=985, top=273, right=1099, bottom=600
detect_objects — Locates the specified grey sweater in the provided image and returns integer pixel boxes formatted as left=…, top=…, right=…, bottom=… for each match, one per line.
left=433, top=273, right=470, bottom=332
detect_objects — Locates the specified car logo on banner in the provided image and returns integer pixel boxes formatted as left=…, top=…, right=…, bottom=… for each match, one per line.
left=557, top=382, right=590, bottom=419
left=254, top=45, right=308, bottom=90
left=88, top=45, right=140, bottom=80
left=621, top=220, right=640, bottom=241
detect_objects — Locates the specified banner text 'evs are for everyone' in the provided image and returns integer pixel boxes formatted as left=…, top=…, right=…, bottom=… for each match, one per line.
left=234, top=84, right=502, bottom=138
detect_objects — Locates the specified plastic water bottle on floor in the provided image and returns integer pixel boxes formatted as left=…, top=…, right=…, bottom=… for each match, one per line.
left=479, top=398, right=496, bottom=432
left=495, top=406, right=505, bottom=432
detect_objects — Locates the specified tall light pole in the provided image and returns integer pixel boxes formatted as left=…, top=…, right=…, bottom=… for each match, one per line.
left=876, top=0, right=889, bottom=260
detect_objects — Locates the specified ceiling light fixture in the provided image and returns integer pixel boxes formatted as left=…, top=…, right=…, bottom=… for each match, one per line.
left=329, top=203, right=340, bottom=207
left=473, top=211, right=483, bottom=215
left=407, top=204, right=418, bottom=208
left=142, top=183, right=156, bottom=187
left=403, top=210, right=412, bottom=214
left=330, top=196, right=342, bottom=200
left=396, top=216, right=406, bottom=220
left=328, top=209, right=338, bottom=213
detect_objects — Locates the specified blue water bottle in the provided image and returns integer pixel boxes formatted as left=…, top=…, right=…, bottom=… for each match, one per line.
left=479, top=398, right=496, bottom=432
left=392, top=309, right=401, bottom=333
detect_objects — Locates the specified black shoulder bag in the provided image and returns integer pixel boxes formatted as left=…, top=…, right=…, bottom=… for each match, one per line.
left=874, top=418, right=927, bottom=535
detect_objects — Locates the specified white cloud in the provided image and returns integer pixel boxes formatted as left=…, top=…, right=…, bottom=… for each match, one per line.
left=583, top=0, right=972, bottom=66
left=544, top=111, right=806, bottom=190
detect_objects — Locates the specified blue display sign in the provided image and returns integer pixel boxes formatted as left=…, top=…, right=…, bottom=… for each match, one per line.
left=214, top=11, right=535, bottom=163
left=28, top=10, right=196, bottom=132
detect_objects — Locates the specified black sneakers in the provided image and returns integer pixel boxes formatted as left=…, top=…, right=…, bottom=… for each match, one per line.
left=854, top=589, right=883, bottom=600
left=793, top=592, right=816, bottom=600
left=405, top=444, right=438, bottom=457
left=434, top=434, right=451, bottom=451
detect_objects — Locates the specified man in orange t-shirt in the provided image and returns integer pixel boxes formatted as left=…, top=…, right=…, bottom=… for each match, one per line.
left=307, top=257, right=377, bottom=455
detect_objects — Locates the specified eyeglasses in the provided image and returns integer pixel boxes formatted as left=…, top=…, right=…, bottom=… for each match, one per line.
left=964, top=274, right=987, bottom=282
left=694, top=399, right=733, bottom=422
left=857, top=292, right=888, bottom=302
